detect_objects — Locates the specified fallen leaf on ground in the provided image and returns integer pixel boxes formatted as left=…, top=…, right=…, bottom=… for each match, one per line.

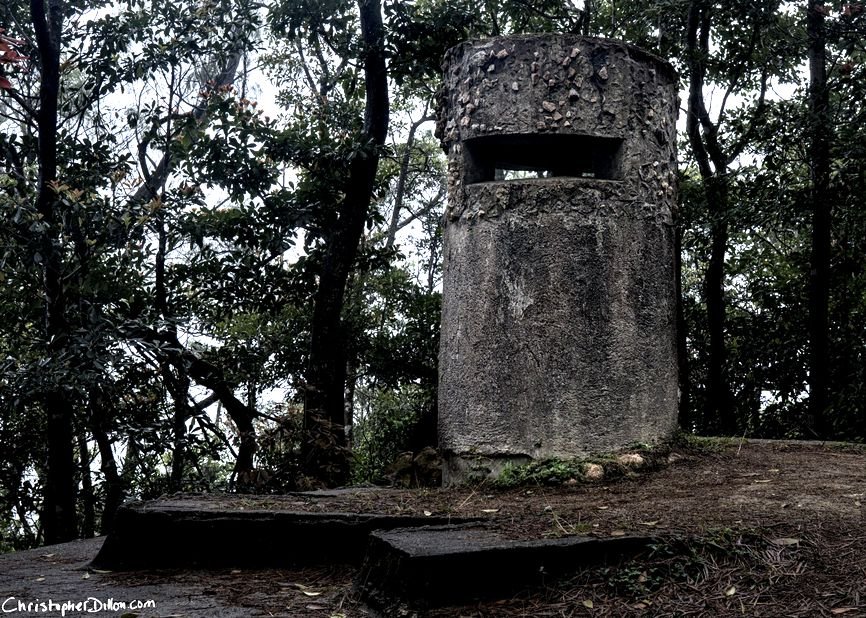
left=289, top=582, right=323, bottom=597
left=610, top=530, right=626, bottom=537
left=582, top=599, right=594, bottom=608
left=423, top=510, right=432, bottom=516
left=725, top=586, right=736, bottom=596
left=770, top=538, right=800, bottom=546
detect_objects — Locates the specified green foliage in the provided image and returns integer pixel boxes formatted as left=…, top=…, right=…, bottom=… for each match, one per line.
left=496, top=458, right=586, bottom=488
left=254, top=404, right=305, bottom=491
left=352, top=385, right=431, bottom=483
left=602, top=528, right=763, bottom=598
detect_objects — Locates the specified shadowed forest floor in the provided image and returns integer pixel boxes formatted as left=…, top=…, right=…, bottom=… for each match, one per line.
left=1, top=440, right=864, bottom=616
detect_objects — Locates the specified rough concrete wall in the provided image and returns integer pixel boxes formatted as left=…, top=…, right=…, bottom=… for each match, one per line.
left=436, top=35, right=679, bottom=482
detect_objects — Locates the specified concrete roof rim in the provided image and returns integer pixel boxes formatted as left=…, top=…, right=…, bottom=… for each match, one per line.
left=443, top=34, right=677, bottom=82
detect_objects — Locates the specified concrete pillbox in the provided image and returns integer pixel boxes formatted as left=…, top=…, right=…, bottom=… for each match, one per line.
left=436, top=35, right=679, bottom=483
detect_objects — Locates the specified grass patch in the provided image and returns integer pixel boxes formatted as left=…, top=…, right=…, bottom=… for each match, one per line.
left=597, top=527, right=772, bottom=599
left=673, top=431, right=738, bottom=453
left=495, top=458, right=586, bottom=488
left=492, top=442, right=671, bottom=488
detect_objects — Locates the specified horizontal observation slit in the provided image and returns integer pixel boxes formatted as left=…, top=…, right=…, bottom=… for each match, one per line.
left=463, top=133, right=624, bottom=184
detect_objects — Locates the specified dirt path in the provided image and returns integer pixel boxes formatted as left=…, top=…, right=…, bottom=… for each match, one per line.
left=1, top=440, right=864, bottom=617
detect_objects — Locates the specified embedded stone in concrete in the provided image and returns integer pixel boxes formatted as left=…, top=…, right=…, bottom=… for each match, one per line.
left=91, top=500, right=476, bottom=570
left=436, top=35, right=680, bottom=482
left=356, top=525, right=654, bottom=609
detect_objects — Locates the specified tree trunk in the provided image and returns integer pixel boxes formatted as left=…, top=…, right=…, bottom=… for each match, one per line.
left=126, top=326, right=258, bottom=479
left=162, top=363, right=190, bottom=492
left=302, top=0, right=389, bottom=486
left=344, top=357, right=358, bottom=447
left=807, top=0, right=831, bottom=438
left=705, top=177, right=733, bottom=434
left=385, top=112, right=428, bottom=250
left=87, top=389, right=124, bottom=534
left=169, top=339, right=257, bottom=478
left=76, top=430, right=95, bottom=538
left=685, top=1, right=735, bottom=435
left=9, top=465, right=36, bottom=546
left=91, top=425, right=123, bottom=535
left=32, top=0, right=77, bottom=545
left=675, top=225, right=691, bottom=430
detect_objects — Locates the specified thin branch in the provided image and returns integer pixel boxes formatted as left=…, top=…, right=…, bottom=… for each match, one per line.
left=395, top=184, right=444, bottom=232
left=385, top=106, right=433, bottom=250
left=686, top=1, right=714, bottom=179
left=295, top=38, right=322, bottom=103
left=129, top=49, right=242, bottom=205
left=2, top=87, right=39, bottom=122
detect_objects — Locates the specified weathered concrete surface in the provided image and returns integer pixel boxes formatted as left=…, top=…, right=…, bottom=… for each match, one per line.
left=356, top=525, right=654, bottom=609
left=92, top=497, right=477, bottom=570
left=436, top=35, right=679, bottom=481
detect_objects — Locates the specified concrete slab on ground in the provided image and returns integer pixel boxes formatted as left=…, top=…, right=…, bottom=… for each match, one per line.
left=92, top=497, right=476, bottom=570
left=356, top=525, right=655, bottom=609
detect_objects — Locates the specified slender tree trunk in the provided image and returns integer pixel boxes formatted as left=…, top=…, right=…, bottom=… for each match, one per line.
left=580, top=0, right=593, bottom=35
left=121, top=434, right=144, bottom=492
left=76, top=430, right=95, bottom=538
left=705, top=177, right=733, bottom=433
left=91, top=425, right=123, bottom=534
left=385, top=112, right=429, bottom=250
left=162, top=363, right=190, bottom=492
left=130, top=326, right=258, bottom=479
left=302, top=0, right=389, bottom=486
left=231, top=380, right=258, bottom=491
left=9, top=466, right=36, bottom=545
left=32, top=0, right=77, bottom=545
left=807, top=0, right=831, bottom=438
left=169, top=341, right=257, bottom=478
left=87, top=389, right=124, bottom=534
left=685, top=1, right=735, bottom=435
left=345, top=358, right=357, bottom=445
left=675, top=225, right=691, bottom=430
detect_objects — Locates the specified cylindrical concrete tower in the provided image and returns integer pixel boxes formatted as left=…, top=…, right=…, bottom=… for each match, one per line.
left=436, top=35, right=679, bottom=483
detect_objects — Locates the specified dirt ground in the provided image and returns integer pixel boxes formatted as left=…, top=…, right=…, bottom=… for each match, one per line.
left=1, top=439, right=864, bottom=617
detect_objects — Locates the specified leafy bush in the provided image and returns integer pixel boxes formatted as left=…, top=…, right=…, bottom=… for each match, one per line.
left=351, top=385, right=432, bottom=483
